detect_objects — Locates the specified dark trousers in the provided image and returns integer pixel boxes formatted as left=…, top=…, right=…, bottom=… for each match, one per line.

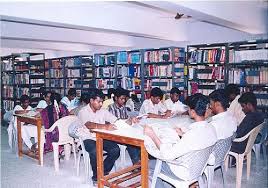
left=83, top=139, right=120, bottom=180
left=126, top=145, right=140, bottom=164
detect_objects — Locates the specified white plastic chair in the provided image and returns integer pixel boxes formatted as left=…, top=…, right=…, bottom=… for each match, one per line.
left=225, top=122, right=264, bottom=188
left=252, top=119, right=267, bottom=161
left=43, top=115, right=78, bottom=172
left=204, top=134, right=235, bottom=188
left=151, top=145, right=214, bottom=188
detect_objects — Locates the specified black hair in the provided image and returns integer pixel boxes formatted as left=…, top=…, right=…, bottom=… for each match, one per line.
left=225, top=84, right=240, bottom=97
left=50, top=92, right=62, bottom=104
left=131, top=94, right=140, bottom=103
left=170, top=87, right=181, bottom=95
left=43, top=91, right=52, bottom=97
left=67, top=88, right=76, bottom=97
left=80, top=93, right=90, bottom=104
left=150, top=87, right=163, bottom=99
left=20, top=95, right=30, bottom=103
left=107, top=88, right=116, bottom=98
left=209, top=89, right=230, bottom=110
left=186, top=93, right=209, bottom=116
left=90, top=89, right=105, bottom=100
left=114, top=88, right=128, bottom=98
left=238, top=92, right=257, bottom=107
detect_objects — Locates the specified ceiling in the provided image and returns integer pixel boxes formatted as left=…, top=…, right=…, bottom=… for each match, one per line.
left=0, top=1, right=267, bottom=58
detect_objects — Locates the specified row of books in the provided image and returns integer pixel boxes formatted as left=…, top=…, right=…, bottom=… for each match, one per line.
left=117, top=52, right=141, bottom=64
left=254, top=91, right=268, bottom=107
left=174, top=48, right=185, bottom=62
left=145, top=64, right=172, bottom=77
left=2, top=61, right=13, bottom=71
left=117, top=65, right=140, bottom=77
left=144, top=49, right=172, bottom=62
left=229, top=49, right=268, bottom=63
left=117, top=77, right=141, bottom=90
left=95, top=54, right=116, bottom=66
left=96, top=79, right=114, bottom=89
left=30, top=79, right=45, bottom=84
left=67, top=69, right=80, bottom=77
left=65, top=58, right=83, bottom=67
left=2, top=86, right=14, bottom=98
left=2, top=73, right=13, bottom=84
left=50, top=79, right=64, bottom=87
left=50, top=69, right=64, bottom=78
left=2, top=100, right=14, bottom=111
left=188, top=81, right=225, bottom=95
left=16, top=88, right=29, bottom=98
left=14, top=64, right=29, bottom=71
left=50, top=59, right=62, bottom=68
left=14, top=74, right=29, bottom=84
left=228, top=67, right=268, bottom=85
left=189, top=66, right=225, bottom=80
left=188, top=49, right=226, bottom=63
left=95, top=67, right=116, bottom=78
left=144, top=79, right=173, bottom=91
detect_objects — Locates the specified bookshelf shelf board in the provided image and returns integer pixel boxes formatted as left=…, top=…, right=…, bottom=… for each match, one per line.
left=189, top=62, right=225, bottom=66
left=14, top=69, right=29, bottom=72
left=95, top=65, right=115, bottom=67
left=117, top=63, right=141, bottom=66
left=237, top=84, right=268, bottom=87
left=144, top=76, right=173, bottom=79
left=2, top=70, right=14, bottom=73
left=49, top=77, right=65, bottom=79
left=144, top=61, right=173, bottom=65
left=95, top=77, right=115, bottom=79
left=228, top=61, right=268, bottom=67
left=65, top=66, right=82, bottom=69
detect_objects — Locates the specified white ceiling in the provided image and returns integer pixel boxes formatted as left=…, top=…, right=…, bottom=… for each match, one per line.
left=0, top=1, right=267, bottom=58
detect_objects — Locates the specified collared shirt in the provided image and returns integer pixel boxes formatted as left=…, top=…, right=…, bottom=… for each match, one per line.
left=102, top=98, right=114, bottom=109
left=158, top=121, right=217, bottom=179
left=164, top=98, right=187, bottom=114
left=139, top=99, right=167, bottom=116
left=227, top=95, right=246, bottom=125
left=210, top=111, right=237, bottom=140
left=77, top=104, right=117, bottom=140
left=61, top=96, right=78, bottom=111
left=108, top=103, right=128, bottom=119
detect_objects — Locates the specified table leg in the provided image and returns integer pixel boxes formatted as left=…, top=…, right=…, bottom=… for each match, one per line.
left=17, top=119, right=22, bottom=157
left=96, top=136, right=104, bottom=188
left=37, top=120, right=41, bottom=165
left=141, top=144, right=149, bottom=188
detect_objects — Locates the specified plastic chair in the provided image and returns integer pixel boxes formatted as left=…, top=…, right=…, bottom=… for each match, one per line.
left=252, top=119, right=267, bottom=161
left=151, top=145, right=214, bottom=188
left=44, top=115, right=78, bottom=172
left=204, top=134, right=235, bottom=188
left=225, top=122, right=264, bottom=188
left=76, top=137, right=93, bottom=186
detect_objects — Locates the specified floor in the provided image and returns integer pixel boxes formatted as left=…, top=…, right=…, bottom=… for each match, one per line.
left=1, top=125, right=267, bottom=188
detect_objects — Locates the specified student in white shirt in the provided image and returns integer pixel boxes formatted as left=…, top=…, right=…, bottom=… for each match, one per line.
left=9, top=95, right=38, bottom=152
left=208, top=89, right=237, bottom=140
left=77, top=89, right=120, bottom=183
left=139, top=87, right=170, bottom=119
left=102, top=88, right=116, bottom=109
left=164, top=87, right=187, bottom=116
left=36, top=91, right=52, bottom=112
left=61, top=88, right=78, bottom=112
left=144, top=93, right=217, bottom=187
left=225, top=84, right=245, bottom=125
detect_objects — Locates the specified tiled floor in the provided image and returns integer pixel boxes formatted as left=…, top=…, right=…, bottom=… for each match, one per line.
left=1, top=126, right=267, bottom=188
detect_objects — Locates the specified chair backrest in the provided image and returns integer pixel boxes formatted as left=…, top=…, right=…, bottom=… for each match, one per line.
left=213, top=134, right=235, bottom=166
left=51, top=115, right=79, bottom=143
left=170, top=145, right=214, bottom=181
left=259, top=119, right=268, bottom=144
left=244, top=122, right=265, bottom=155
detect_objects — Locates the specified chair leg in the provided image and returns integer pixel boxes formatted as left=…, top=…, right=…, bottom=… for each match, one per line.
left=236, top=155, right=243, bottom=188
left=72, top=142, right=77, bottom=166
left=53, top=143, right=59, bottom=172
left=40, top=131, right=45, bottom=167
left=262, top=143, right=267, bottom=161
left=119, top=145, right=127, bottom=169
left=76, top=151, right=81, bottom=176
left=151, top=160, right=162, bottom=188
left=225, top=156, right=229, bottom=172
left=220, top=165, right=226, bottom=188
left=204, top=166, right=214, bottom=188
left=246, top=152, right=251, bottom=180
left=64, top=144, right=71, bottom=161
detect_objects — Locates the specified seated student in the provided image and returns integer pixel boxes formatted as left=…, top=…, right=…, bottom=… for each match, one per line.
left=8, top=95, right=38, bottom=152
left=144, top=93, right=217, bottom=187
left=139, top=87, right=170, bottom=119
left=108, top=88, right=140, bottom=164
left=208, top=89, right=237, bottom=140
left=36, top=91, right=52, bottom=112
left=77, top=89, right=120, bottom=183
left=230, top=92, right=265, bottom=155
left=102, top=88, right=116, bottom=109
left=225, top=84, right=245, bottom=125
left=61, top=88, right=78, bottom=112
left=41, top=92, right=69, bottom=152
left=125, top=91, right=135, bottom=112
left=164, top=87, right=187, bottom=116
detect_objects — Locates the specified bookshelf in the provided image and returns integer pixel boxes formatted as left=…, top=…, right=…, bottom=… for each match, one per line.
left=187, top=43, right=228, bottom=96
left=228, top=39, right=268, bottom=112
left=1, top=53, right=45, bottom=110
left=143, top=47, right=186, bottom=99
left=45, top=56, right=94, bottom=96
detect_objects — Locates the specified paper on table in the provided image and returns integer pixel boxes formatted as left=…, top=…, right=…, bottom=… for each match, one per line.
left=114, top=119, right=132, bottom=129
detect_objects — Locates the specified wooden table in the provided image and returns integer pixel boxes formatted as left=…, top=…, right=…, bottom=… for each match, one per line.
left=94, top=128, right=148, bottom=188
left=15, top=114, right=43, bottom=166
